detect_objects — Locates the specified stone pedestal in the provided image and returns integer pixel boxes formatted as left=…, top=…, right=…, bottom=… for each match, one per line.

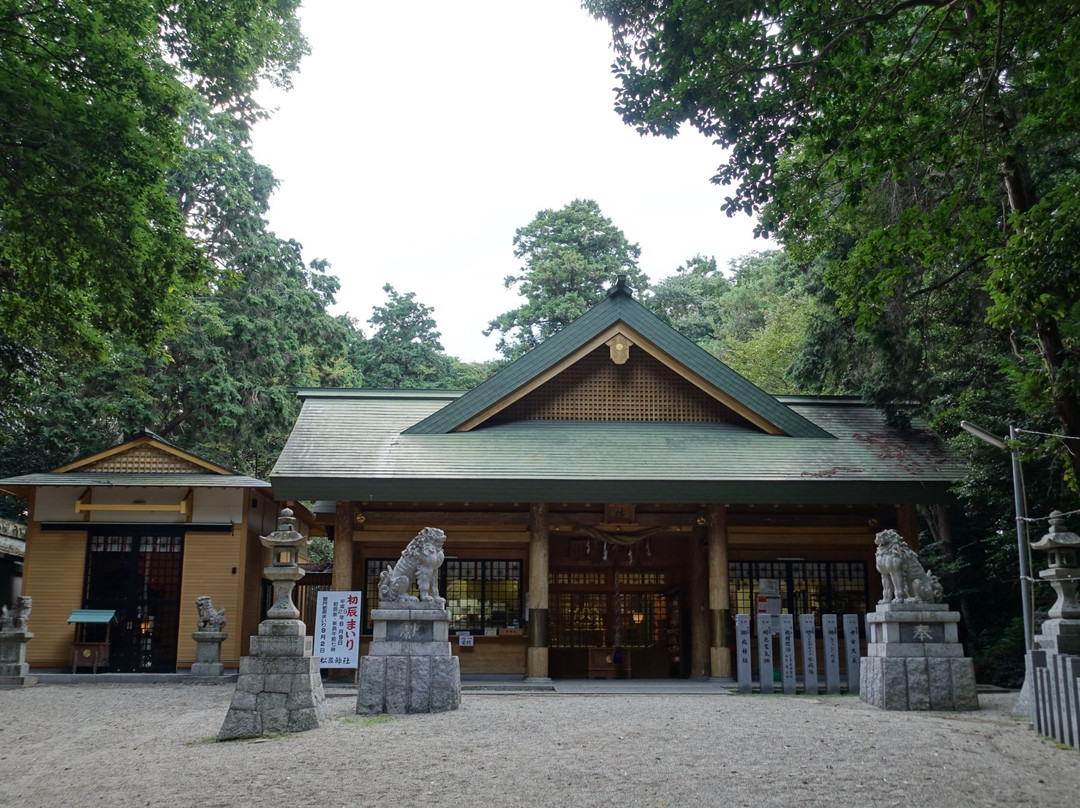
left=860, top=603, right=978, bottom=711
left=357, top=608, right=460, bottom=714
left=218, top=618, right=328, bottom=740
left=0, top=631, right=37, bottom=687
left=191, top=630, right=227, bottom=677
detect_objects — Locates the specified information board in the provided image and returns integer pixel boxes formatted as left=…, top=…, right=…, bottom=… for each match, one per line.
left=314, top=591, right=362, bottom=668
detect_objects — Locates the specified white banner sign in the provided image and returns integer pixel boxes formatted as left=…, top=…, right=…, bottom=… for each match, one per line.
left=314, top=591, right=362, bottom=668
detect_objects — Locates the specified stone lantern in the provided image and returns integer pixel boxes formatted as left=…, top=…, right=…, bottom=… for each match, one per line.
left=1030, top=511, right=1080, bottom=654
left=260, top=507, right=308, bottom=620
left=218, top=507, right=328, bottom=740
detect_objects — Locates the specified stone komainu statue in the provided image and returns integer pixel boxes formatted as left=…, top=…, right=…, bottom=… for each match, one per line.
left=378, top=527, right=447, bottom=608
left=0, top=595, right=31, bottom=632
left=195, top=596, right=226, bottom=632
left=874, top=529, right=944, bottom=604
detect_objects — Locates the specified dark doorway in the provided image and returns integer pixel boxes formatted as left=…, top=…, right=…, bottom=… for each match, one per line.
left=83, top=528, right=184, bottom=672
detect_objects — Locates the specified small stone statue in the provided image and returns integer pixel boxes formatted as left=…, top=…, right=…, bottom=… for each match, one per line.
left=874, top=529, right=943, bottom=604
left=195, top=596, right=226, bottom=633
left=378, top=527, right=447, bottom=608
left=0, top=596, right=31, bottom=632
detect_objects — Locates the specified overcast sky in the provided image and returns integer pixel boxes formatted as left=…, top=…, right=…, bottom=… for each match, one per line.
left=250, top=1, right=771, bottom=362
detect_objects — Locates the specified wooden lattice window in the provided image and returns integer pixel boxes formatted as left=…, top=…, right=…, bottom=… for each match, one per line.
left=489, top=345, right=747, bottom=424
left=84, top=446, right=203, bottom=474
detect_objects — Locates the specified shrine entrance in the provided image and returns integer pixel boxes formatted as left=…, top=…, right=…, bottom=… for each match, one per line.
left=546, top=531, right=692, bottom=679
left=82, top=527, right=184, bottom=672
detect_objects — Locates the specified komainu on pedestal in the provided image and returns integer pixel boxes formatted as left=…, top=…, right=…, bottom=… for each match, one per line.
left=358, top=527, right=461, bottom=715
left=861, top=529, right=978, bottom=711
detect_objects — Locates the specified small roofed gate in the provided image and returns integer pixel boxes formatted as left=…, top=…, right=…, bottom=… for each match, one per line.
left=82, top=527, right=184, bottom=672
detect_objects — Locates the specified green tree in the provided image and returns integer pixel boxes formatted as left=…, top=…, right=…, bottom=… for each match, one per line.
left=587, top=0, right=1080, bottom=488
left=354, top=285, right=453, bottom=389
left=0, top=98, right=356, bottom=482
left=0, top=0, right=307, bottom=437
left=647, top=254, right=728, bottom=353
left=485, top=199, right=648, bottom=359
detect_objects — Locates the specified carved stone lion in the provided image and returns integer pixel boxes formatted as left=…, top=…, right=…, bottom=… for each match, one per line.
left=195, top=596, right=226, bottom=632
left=0, top=596, right=31, bottom=632
left=378, top=527, right=447, bottom=608
left=875, top=529, right=943, bottom=604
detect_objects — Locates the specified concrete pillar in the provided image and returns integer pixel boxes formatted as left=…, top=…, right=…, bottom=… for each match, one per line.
left=707, top=504, right=732, bottom=678
left=333, top=502, right=355, bottom=592
left=527, top=502, right=550, bottom=681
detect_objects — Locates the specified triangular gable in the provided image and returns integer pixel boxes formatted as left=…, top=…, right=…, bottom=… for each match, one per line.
left=53, top=430, right=237, bottom=476
left=406, top=281, right=833, bottom=438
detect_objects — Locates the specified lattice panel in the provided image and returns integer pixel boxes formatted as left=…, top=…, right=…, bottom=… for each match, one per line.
left=84, top=445, right=204, bottom=474
left=490, top=345, right=745, bottom=423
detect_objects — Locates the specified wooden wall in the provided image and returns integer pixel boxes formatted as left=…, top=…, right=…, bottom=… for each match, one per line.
left=22, top=528, right=86, bottom=668
left=176, top=527, right=246, bottom=668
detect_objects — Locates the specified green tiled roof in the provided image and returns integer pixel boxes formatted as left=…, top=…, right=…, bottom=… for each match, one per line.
left=405, top=285, right=831, bottom=438
left=0, top=472, right=269, bottom=490
left=271, top=390, right=963, bottom=505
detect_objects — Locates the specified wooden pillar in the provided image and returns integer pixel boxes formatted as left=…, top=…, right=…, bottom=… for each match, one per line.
left=527, top=502, right=550, bottom=680
left=333, top=502, right=355, bottom=592
left=689, top=526, right=710, bottom=677
left=707, top=504, right=731, bottom=678
left=896, top=504, right=920, bottom=550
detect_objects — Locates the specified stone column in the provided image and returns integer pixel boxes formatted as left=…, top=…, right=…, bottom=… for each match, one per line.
left=526, top=502, right=550, bottom=681
left=0, top=630, right=36, bottom=687
left=0, top=596, right=36, bottom=687
left=707, top=504, right=732, bottom=678
left=191, top=630, right=227, bottom=677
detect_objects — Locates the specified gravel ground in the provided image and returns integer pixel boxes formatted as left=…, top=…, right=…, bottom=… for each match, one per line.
left=0, top=683, right=1075, bottom=808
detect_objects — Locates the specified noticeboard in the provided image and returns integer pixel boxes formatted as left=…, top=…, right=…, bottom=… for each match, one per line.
left=314, top=591, right=362, bottom=668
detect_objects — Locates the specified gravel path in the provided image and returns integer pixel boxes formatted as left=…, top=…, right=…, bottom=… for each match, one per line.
left=0, top=684, right=1075, bottom=808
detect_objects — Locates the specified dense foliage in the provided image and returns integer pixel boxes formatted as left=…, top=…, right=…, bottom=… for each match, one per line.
left=0, top=0, right=308, bottom=430
left=485, top=199, right=649, bottom=359
left=586, top=0, right=1080, bottom=487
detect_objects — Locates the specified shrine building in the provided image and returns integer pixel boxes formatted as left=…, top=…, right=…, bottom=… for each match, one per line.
left=271, top=278, right=964, bottom=680
left=1, top=279, right=964, bottom=678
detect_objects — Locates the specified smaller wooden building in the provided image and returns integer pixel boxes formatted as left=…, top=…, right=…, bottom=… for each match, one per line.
left=0, top=431, right=296, bottom=673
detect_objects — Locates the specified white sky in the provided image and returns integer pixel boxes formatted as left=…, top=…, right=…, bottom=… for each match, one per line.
left=250, top=1, right=771, bottom=363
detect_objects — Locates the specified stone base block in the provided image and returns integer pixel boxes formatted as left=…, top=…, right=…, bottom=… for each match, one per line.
left=357, top=654, right=461, bottom=715
left=191, top=662, right=224, bottom=677
left=0, top=674, right=37, bottom=687
left=249, top=634, right=307, bottom=658
left=860, top=656, right=978, bottom=711
left=218, top=652, right=328, bottom=740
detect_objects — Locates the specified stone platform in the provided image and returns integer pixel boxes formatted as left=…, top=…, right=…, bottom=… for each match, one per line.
left=357, top=607, right=460, bottom=714
left=860, top=603, right=978, bottom=711
left=0, top=630, right=37, bottom=687
left=218, top=618, right=328, bottom=740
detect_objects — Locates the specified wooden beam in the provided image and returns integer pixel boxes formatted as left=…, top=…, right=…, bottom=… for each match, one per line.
left=333, top=502, right=355, bottom=592
left=707, top=504, right=732, bottom=678
left=527, top=502, right=550, bottom=681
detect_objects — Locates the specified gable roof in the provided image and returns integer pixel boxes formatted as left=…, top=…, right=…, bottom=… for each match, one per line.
left=270, top=280, right=964, bottom=505
left=270, top=390, right=963, bottom=504
left=0, top=430, right=269, bottom=494
left=405, top=281, right=832, bottom=439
